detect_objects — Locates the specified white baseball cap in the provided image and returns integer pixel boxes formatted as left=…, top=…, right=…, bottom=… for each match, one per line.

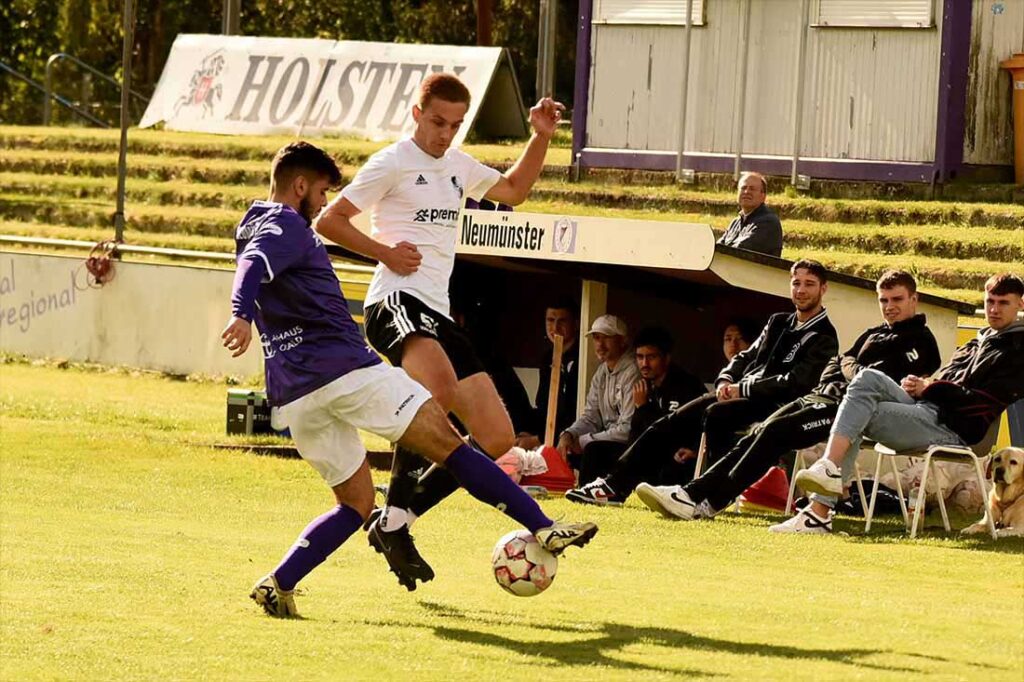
left=585, top=314, right=627, bottom=337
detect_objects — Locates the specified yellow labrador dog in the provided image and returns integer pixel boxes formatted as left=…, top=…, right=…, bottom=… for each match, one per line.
left=963, top=447, right=1024, bottom=538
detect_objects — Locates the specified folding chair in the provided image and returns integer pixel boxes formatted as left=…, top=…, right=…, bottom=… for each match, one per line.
left=865, top=422, right=999, bottom=539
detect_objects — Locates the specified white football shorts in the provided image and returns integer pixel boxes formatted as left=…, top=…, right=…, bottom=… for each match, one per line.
left=275, top=363, right=432, bottom=487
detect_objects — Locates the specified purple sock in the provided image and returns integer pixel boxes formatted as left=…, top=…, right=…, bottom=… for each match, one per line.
left=444, top=444, right=553, bottom=532
left=273, top=505, right=363, bottom=591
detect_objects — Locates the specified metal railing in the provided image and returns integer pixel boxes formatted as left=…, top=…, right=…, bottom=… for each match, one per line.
left=43, top=52, right=150, bottom=126
left=0, top=60, right=109, bottom=128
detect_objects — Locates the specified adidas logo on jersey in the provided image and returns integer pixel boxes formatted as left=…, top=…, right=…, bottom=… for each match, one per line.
left=415, top=174, right=428, bottom=186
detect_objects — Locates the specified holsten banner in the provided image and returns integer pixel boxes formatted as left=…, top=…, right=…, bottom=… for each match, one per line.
left=456, top=210, right=716, bottom=270
left=140, top=34, right=528, bottom=143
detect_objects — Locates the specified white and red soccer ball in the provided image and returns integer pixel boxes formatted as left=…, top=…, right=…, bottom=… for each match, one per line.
left=491, top=529, right=558, bottom=597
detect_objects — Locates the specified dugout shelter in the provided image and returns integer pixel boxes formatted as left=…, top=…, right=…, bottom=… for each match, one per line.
left=442, top=210, right=971, bottom=413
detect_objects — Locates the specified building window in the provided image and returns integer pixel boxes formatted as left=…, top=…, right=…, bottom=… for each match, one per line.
left=593, top=0, right=706, bottom=27
left=815, top=0, right=935, bottom=28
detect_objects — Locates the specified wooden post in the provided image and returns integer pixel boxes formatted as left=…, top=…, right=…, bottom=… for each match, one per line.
left=543, top=333, right=564, bottom=448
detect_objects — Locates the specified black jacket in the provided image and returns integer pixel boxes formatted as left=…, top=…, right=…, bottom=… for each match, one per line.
left=814, top=314, right=942, bottom=401
left=922, top=321, right=1024, bottom=444
left=630, top=365, right=706, bottom=440
left=717, top=203, right=783, bottom=257
left=531, top=342, right=580, bottom=437
left=718, top=309, right=838, bottom=406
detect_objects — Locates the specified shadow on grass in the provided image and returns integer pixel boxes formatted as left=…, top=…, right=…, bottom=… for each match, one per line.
left=361, top=601, right=997, bottom=676
left=720, top=510, right=1024, bottom=555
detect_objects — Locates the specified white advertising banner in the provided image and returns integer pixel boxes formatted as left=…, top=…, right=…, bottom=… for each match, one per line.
left=456, top=210, right=716, bottom=270
left=140, top=34, right=528, bottom=143
left=0, top=252, right=261, bottom=377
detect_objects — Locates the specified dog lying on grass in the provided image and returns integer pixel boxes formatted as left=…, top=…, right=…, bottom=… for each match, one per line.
left=962, top=447, right=1024, bottom=538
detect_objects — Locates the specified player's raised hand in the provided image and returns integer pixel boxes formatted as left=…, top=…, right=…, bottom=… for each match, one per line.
left=383, top=241, right=422, bottom=276
left=221, top=316, right=252, bottom=357
left=528, top=97, right=564, bottom=139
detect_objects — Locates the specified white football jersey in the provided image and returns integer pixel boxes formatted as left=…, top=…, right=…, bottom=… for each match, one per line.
left=339, top=138, right=501, bottom=318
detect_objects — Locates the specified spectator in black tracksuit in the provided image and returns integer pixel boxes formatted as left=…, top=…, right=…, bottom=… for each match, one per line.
left=655, top=271, right=941, bottom=517
left=717, top=172, right=783, bottom=257
left=780, top=273, right=1024, bottom=534
left=566, top=260, right=839, bottom=506
left=577, top=327, right=704, bottom=486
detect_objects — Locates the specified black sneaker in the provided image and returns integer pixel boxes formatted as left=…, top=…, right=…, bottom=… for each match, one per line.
left=367, top=520, right=435, bottom=591
left=564, top=478, right=625, bottom=507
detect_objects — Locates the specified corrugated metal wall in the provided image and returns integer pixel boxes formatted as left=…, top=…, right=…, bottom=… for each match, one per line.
left=587, top=0, right=944, bottom=163
left=964, top=0, right=1024, bottom=166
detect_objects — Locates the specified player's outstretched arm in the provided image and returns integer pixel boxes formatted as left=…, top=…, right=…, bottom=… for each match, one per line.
left=314, top=198, right=422, bottom=276
left=485, top=97, right=564, bottom=206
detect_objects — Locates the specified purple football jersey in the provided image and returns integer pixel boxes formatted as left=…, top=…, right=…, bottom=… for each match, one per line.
left=231, top=200, right=380, bottom=406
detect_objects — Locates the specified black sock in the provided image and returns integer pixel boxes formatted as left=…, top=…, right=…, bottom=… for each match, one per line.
left=386, top=445, right=430, bottom=510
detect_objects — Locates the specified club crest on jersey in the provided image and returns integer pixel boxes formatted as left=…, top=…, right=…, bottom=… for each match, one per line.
left=415, top=174, right=428, bottom=186
left=450, top=176, right=464, bottom=199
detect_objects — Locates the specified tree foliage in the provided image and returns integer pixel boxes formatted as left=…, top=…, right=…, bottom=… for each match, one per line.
left=0, top=0, right=579, bottom=126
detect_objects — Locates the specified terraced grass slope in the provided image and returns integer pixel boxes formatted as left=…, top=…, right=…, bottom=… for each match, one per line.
left=1, top=125, right=1021, bottom=306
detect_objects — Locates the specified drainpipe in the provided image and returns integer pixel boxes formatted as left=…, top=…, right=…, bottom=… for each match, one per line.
left=675, top=0, right=695, bottom=179
left=733, top=0, right=752, bottom=180
left=790, top=0, right=809, bottom=185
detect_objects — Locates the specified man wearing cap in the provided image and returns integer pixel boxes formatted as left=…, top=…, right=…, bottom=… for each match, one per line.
left=557, top=315, right=640, bottom=481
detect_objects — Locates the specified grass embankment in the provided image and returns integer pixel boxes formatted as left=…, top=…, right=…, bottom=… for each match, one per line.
left=1, top=125, right=1021, bottom=307
left=1, top=362, right=1021, bottom=680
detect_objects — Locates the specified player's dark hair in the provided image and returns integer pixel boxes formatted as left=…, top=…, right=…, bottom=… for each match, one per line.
left=876, top=269, right=917, bottom=294
left=419, top=73, right=471, bottom=109
left=545, top=297, right=578, bottom=317
left=634, top=326, right=673, bottom=355
left=986, top=273, right=1024, bottom=297
left=271, top=141, right=342, bottom=189
left=791, top=258, right=828, bottom=284
left=724, top=318, right=759, bottom=345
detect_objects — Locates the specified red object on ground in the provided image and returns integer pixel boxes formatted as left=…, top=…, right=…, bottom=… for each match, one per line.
left=520, top=446, right=576, bottom=493
left=739, top=466, right=790, bottom=512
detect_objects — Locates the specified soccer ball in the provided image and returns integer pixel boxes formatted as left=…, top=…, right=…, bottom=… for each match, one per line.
left=491, top=529, right=558, bottom=597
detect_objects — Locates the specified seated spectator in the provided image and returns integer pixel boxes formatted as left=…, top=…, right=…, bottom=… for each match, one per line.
left=516, top=298, right=581, bottom=450
left=634, top=270, right=941, bottom=523
left=786, top=273, right=1024, bottom=534
left=717, top=172, right=783, bottom=258
left=722, top=318, right=758, bottom=362
left=630, top=327, right=706, bottom=439
left=557, top=315, right=640, bottom=479
left=566, top=260, right=839, bottom=507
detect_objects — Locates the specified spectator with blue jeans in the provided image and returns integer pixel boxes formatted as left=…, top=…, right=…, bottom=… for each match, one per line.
left=788, top=273, right=1024, bottom=534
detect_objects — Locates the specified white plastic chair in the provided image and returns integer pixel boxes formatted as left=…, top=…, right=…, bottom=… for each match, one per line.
left=866, top=423, right=999, bottom=539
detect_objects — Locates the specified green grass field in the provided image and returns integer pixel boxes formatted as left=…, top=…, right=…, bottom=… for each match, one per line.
left=1, top=361, right=1021, bottom=680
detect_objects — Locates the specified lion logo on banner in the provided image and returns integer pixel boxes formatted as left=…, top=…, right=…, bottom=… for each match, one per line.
left=174, top=50, right=225, bottom=118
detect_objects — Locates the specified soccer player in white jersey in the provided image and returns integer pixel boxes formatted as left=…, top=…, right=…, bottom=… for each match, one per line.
left=314, top=73, right=562, bottom=590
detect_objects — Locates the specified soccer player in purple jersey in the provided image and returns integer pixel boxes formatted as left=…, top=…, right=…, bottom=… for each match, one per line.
left=221, top=142, right=597, bottom=617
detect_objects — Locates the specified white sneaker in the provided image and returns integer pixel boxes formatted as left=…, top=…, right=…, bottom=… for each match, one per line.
left=794, top=459, right=844, bottom=496
left=768, top=508, right=833, bottom=534
left=250, top=574, right=298, bottom=618
left=635, top=484, right=703, bottom=520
